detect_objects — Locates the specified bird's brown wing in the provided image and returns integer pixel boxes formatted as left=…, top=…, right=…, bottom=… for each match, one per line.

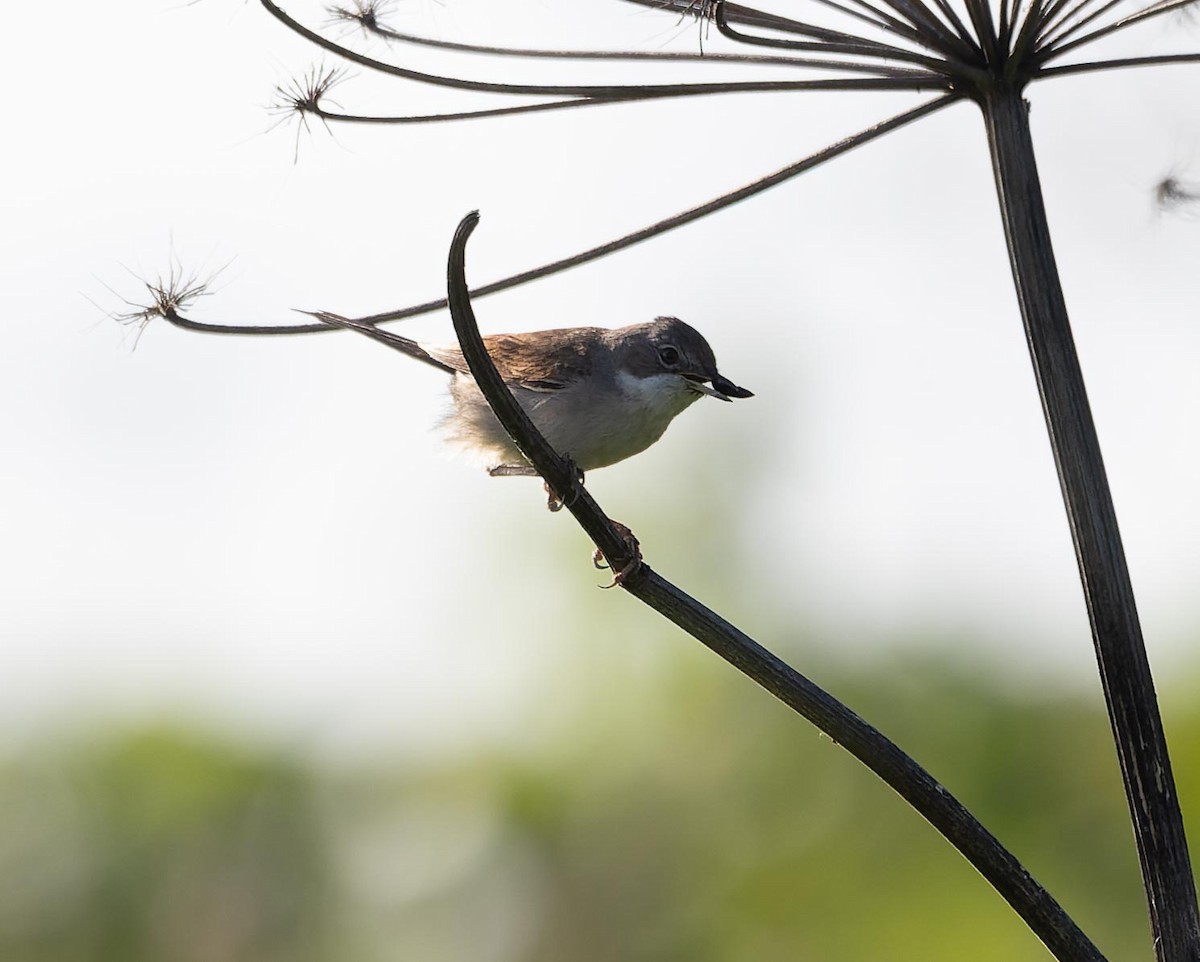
left=424, top=328, right=601, bottom=392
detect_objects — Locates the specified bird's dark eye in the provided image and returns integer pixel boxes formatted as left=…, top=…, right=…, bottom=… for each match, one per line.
left=657, top=345, right=680, bottom=368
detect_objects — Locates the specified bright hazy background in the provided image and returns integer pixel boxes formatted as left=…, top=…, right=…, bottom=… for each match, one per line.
left=3, top=1, right=1199, bottom=959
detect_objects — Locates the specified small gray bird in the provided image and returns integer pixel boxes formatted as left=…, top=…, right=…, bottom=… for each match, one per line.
left=314, top=312, right=752, bottom=484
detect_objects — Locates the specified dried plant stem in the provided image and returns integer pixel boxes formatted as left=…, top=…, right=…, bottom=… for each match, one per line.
left=446, top=210, right=1105, bottom=962
left=980, top=83, right=1200, bottom=962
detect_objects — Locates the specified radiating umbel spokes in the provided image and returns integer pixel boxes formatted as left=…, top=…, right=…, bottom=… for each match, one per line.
left=252, top=0, right=1200, bottom=132
left=128, top=0, right=1195, bottom=340
left=624, top=0, right=1199, bottom=85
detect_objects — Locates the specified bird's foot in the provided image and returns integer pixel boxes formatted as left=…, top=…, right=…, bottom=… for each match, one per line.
left=593, top=520, right=642, bottom=588
left=489, top=463, right=538, bottom=477
left=545, top=458, right=585, bottom=512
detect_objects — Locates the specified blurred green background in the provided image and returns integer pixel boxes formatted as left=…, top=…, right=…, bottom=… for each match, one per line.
left=4, top=642, right=1198, bottom=962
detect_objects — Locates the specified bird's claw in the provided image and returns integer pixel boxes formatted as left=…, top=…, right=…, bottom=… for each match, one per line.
left=593, top=520, right=642, bottom=588
left=545, top=457, right=585, bottom=512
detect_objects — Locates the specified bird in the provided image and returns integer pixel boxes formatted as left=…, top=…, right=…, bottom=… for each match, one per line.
left=313, top=312, right=752, bottom=504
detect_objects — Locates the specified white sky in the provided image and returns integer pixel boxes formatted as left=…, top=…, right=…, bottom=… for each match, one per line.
left=4, top=0, right=1199, bottom=757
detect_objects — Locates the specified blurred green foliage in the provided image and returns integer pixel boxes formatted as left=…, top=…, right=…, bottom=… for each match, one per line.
left=2, top=657, right=1196, bottom=962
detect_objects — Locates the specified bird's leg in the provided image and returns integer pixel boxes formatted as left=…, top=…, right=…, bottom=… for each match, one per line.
left=544, top=458, right=585, bottom=512
left=593, top=520, right=642, bottom=588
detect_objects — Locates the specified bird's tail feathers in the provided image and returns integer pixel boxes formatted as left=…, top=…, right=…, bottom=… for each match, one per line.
left=306, top=311, right=457, bottom=374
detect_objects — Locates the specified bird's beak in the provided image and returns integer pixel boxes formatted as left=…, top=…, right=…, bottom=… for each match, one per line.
left=685, top=373, right=754, bottom=402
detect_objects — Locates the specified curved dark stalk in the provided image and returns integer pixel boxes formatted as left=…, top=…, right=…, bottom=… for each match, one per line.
left=445, top=210, right=1104, bottom=962
left=295, top=60, right=940, bottom=128
left=157, top=94, right=958, bottom=337
left=980, top=84, right=1200, bottom=962
left=303, top=78, right=941, bottom=122
left=1036, top=50, right=1200, bottom=75
left=712, top=31, right=961, bottom=64
left=347, top=13, right=872, bottom=70
left=159, top=308, right=319, bottom=336
left=305, top=97, right=604, bottom=125
left=261, top=0, right=930, bottom=97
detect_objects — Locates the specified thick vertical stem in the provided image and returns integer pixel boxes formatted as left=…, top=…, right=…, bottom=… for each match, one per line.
left=981, top=85, right=1200, bottom=962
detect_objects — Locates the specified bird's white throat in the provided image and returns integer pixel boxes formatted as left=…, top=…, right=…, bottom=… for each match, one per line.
left=614, top=370, right=701, bottom=419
